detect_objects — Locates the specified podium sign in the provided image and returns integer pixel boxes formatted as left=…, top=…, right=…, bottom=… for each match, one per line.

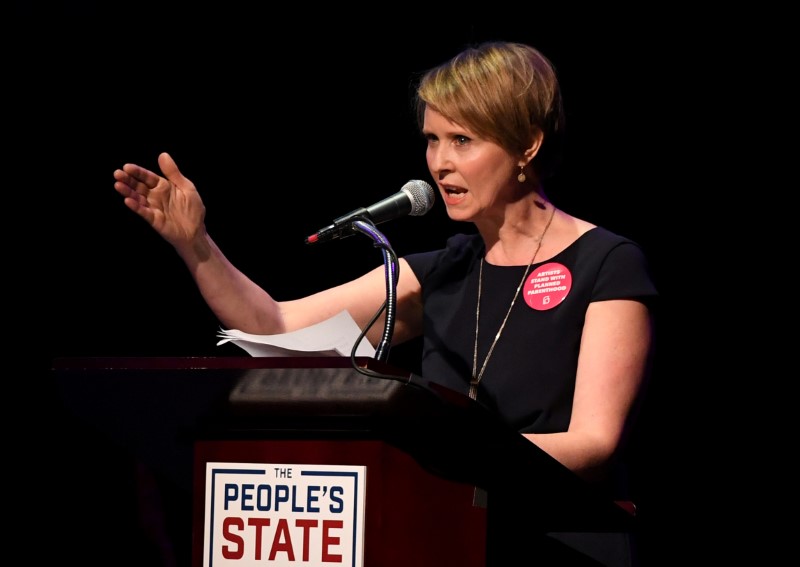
left=203, top=462, right=366, bottom=567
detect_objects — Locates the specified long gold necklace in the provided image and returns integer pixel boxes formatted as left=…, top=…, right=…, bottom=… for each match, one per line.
left=469, top=205, right=556, bottom=400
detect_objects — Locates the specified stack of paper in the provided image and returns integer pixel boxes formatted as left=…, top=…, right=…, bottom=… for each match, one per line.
left=216, top=310, right=376, bottom=358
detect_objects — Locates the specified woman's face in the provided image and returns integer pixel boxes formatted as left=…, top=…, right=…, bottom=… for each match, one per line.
left=423, top=107, right=519, bottom=223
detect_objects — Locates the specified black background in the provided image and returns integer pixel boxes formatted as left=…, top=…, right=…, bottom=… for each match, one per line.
left=14, top=4, right=712, bottom=565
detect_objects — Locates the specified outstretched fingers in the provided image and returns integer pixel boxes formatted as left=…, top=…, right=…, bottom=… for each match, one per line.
left=112, top=163, right=165, bottom=223
left=122, top=162, right=164, bottom=193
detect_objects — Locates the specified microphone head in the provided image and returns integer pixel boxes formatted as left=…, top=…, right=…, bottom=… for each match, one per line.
left=400, top=180, right=435, bottom=216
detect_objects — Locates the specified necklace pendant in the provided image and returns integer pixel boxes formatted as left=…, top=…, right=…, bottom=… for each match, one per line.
left=468, top=377, right=479, bottom=400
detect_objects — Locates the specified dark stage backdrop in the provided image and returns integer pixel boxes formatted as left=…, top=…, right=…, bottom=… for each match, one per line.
left=38, top=23, right=671, bottom=360
left=17, top=7, right=699, bottom=566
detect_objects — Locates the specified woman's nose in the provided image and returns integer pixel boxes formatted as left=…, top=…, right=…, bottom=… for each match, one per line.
left=427, top=146, right=452, bottom=175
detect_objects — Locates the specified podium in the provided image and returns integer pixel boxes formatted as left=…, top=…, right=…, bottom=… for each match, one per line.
left=53, top=356, right=636, bottom=566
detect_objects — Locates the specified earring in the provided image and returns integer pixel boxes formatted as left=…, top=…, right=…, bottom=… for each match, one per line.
left=517, top=165, right=526, bottom=183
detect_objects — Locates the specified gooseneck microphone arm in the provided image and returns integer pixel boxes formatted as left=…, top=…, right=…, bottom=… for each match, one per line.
left=302, top=180, right=435, bottom=368
left=350, top=219, right=398, bottom=363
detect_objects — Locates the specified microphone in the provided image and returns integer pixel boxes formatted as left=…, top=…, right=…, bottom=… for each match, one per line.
left=305, top=180, right=435, bottom=244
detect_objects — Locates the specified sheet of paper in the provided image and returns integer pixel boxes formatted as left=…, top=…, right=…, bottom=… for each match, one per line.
left=216, top=310, right=376, bottom=358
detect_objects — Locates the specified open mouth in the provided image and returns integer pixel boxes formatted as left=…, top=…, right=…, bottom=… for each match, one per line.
left=443, top=185, right=467, bottom=198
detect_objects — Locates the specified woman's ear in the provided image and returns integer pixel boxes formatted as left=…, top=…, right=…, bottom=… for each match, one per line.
left=519, top=130, right=545, bottom=167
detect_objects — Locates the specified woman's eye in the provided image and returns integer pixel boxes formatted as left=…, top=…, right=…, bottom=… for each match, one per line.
left=455, top=135, right=470, bottom=145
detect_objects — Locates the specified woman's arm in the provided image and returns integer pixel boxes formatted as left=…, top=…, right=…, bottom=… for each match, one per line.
left=113, top=152, right=425, bottom=345
left=525, top=299, right=653, bottom=481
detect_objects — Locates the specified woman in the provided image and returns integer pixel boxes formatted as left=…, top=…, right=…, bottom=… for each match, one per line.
left=114, top=41, right=657, bottom=566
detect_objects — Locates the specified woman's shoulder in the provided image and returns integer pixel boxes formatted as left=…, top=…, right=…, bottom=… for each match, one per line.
left=547, top=210, right=636, bottom=261
left=555, top=227, right=651, bottom=280
left=404, top=233, right=482, bottom=278
left=562, top=220, right=643, bottom=255
left=407, top=232, right=482, bottom=258
left=561, top=224, right=658, bottom=300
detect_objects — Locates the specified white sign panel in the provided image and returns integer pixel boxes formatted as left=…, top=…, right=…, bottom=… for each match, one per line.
left=203, top=462, right=367, bottom=567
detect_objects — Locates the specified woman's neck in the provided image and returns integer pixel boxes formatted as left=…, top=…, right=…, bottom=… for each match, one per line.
left=480, top=198, right=558, bottom=266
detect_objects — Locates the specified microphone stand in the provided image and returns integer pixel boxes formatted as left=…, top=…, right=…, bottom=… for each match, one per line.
left=351, top=219, right=398, bottom=362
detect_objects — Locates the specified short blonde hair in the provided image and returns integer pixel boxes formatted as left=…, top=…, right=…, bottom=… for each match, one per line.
left=416, top=41, right=565, bottom=180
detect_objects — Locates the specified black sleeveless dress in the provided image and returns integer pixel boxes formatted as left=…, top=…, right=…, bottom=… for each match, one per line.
left=405, top=227, right=658, bottom=566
